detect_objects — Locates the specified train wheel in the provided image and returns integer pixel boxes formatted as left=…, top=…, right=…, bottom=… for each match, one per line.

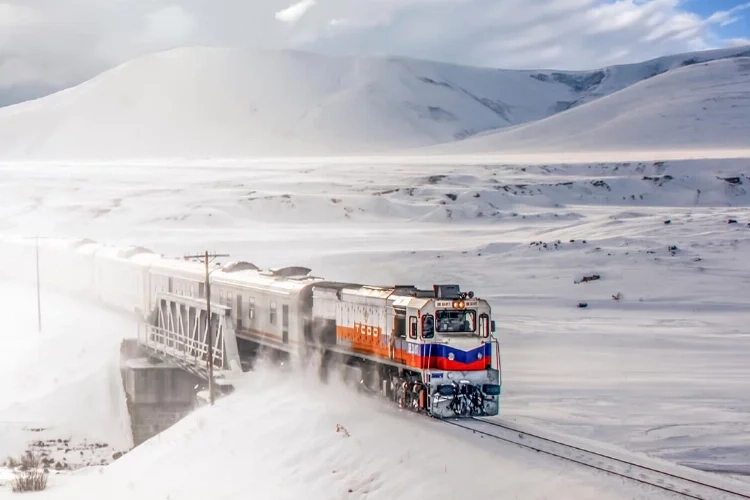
left=360, top=363, right=381, bottom=393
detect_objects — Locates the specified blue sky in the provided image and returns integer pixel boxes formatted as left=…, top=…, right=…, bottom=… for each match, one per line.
left=2, top=0, right=750, bottom=96
left=687, top=0, right=750, bottom=40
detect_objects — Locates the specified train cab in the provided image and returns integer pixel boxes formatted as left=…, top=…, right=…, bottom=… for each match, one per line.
left=413, top=285, right=501, bottom=417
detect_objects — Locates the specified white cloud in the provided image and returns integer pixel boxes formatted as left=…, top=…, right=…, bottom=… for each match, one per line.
left=275, top=0, right=316, bottom=24
left=705, top=2, right=750, bottom=27
left=0, top=0, right=749, bottom=102
left=726, top=37, right=750, bottom=47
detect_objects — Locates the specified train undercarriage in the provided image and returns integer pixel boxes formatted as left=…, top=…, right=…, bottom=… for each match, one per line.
left=319, top=348, right=500, bottom=418
left=234, top=337, right=499, bottom=418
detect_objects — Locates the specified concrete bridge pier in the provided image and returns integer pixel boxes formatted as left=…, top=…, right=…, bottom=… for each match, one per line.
left=122, top=356, right=203, bottom=446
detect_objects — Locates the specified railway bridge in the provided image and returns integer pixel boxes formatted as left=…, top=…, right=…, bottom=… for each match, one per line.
left=122, top=291, right=244, bottom=445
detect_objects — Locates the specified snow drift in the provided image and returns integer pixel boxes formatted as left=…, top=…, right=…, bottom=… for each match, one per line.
left=31, top=363, right=665, bottom=500
left=434, top=57, right=750, bottom=154
left=0, top=281, right=134, bottom=473
left=0, top=45, right=748, bottom=159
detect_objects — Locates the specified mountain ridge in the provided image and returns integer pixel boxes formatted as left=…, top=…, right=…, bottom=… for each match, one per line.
left=0, top=44, right=748, bottom=159
left=429, top=56, right=750, bottom=154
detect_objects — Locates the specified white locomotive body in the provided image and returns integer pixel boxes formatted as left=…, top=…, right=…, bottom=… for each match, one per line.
left=3, top=236, right=502, bottom=418
left=312, top=283, right=501, bottom=417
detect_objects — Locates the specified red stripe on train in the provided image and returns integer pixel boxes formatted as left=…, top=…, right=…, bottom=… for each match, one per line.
left=403, top=356, right=489, bottom=371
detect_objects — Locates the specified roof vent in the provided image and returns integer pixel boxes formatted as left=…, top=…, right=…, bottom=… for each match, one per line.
left=222, top=261, right=260, bottom=273
left=433, top=284, right=461, bottom=299
left=270, top=266, right=312, bottom=278
left=117, top=246, right=153, bottom=259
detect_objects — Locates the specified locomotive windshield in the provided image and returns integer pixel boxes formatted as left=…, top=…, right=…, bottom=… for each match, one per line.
left=435, top=310, right=476, bottom=333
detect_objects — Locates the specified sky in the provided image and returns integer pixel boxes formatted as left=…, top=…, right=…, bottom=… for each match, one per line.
left=0, top=0, right=749, bottom=104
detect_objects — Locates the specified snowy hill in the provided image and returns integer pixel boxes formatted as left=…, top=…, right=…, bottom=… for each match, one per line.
left=0, top=84, right=63, bottom=108
left=0, top=45, right=748, bottom=159
left=433, top=57, right=750, bottom=154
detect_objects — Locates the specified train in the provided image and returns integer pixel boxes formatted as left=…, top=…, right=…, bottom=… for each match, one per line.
left=0, top=236, right=502, bottom=418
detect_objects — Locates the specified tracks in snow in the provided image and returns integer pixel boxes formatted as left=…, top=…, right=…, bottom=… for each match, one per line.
left=442, top=417, right=750, bottom=500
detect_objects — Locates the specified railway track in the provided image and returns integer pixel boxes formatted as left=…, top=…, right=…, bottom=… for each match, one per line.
left=442, top=417, right=750, bottom=500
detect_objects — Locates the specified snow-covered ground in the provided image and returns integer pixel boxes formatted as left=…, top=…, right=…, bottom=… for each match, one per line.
left=0, top=357, right=685, bottom=500
left=0, top=152, right=749, bottom=498
left=0, top=281, right=134, bottom=486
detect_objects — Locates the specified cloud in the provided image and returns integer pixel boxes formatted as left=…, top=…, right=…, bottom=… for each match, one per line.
left=726, top=37, right=750, bottom=47
left=705, top=2, right=750, bottom=27
left=1, top=0, right=749, bottom=104
left=275, top=0, right=316, bottom=25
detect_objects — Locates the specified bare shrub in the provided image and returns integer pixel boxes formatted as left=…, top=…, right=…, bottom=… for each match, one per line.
left=10, top=451, right=48, bottom=493
left=18, top=450, right=41, bottom=472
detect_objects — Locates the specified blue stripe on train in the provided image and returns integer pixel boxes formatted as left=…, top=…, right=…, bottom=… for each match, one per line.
left=419, top=343, right=492, bottom=365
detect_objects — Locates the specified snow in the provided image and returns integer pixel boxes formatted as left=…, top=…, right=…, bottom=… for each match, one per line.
left=435, top=57, right=750, bottom=154
left=0, top=281, right=134, bottom=482
left=1, top=150, right=749, bottom=498
left=8, top=363, right=680, bottom=500
left=0, top=45, right=748, bottom=159
left=0, top=42, right=749, bottom=499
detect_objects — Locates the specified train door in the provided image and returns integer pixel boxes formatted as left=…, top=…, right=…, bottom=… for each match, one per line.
left=282, top=305, right=289, bottom=344
left=405, top=304, right=421, bottom=367
left=391, top=305, right=406, bottom=362
left=236, top=294, right=243, bottom=330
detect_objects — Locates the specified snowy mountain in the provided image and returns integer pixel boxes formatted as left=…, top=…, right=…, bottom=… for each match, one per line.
left=0, top=84, right=64, bottom=108
left=0, top=45, right=748, bottom=159
left=432, top=56, right=750, bottom=154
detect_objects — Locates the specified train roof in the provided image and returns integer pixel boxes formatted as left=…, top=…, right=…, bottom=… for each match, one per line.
left=149, top=254, right=323, bottom=294
left=312, top=283, right=482, bottom=308
left=95, top=245, right=155, bottom=260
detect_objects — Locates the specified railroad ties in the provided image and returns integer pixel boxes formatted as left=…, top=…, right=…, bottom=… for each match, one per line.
left=443, top=418, right=750, bottom=500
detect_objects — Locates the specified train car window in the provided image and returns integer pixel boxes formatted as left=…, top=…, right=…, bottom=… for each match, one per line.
left=248, top=297, right=255, bottom=321
left=199, top=282, right=205, bottom=298
left=190, top=284, right=194, bottom=297
left=394, top=308, right=406, bottom=338
left=422, top=315, right=435, bottom=339
left=270, top=300, right=277, bottom=325
left=228, top=292, right=233, bottom=313
left=282, top=305, right=289, bottom=328
left=409, top=316, right=418, bottom=339
left=479, top=314, right=489, bottom=337
left=219, top=290, right=224, bottom=305
left=394, top=320, right=404, bottom=338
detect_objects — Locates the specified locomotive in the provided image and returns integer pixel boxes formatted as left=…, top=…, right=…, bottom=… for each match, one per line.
left=312, top=282, right=501, bottom=417
left=1, top=236, right=502, bottom=418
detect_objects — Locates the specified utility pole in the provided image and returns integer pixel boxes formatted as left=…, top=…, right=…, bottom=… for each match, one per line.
left=184, top=250, right=229, bottom=405
left=36, top=236, right=41, bottom=333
